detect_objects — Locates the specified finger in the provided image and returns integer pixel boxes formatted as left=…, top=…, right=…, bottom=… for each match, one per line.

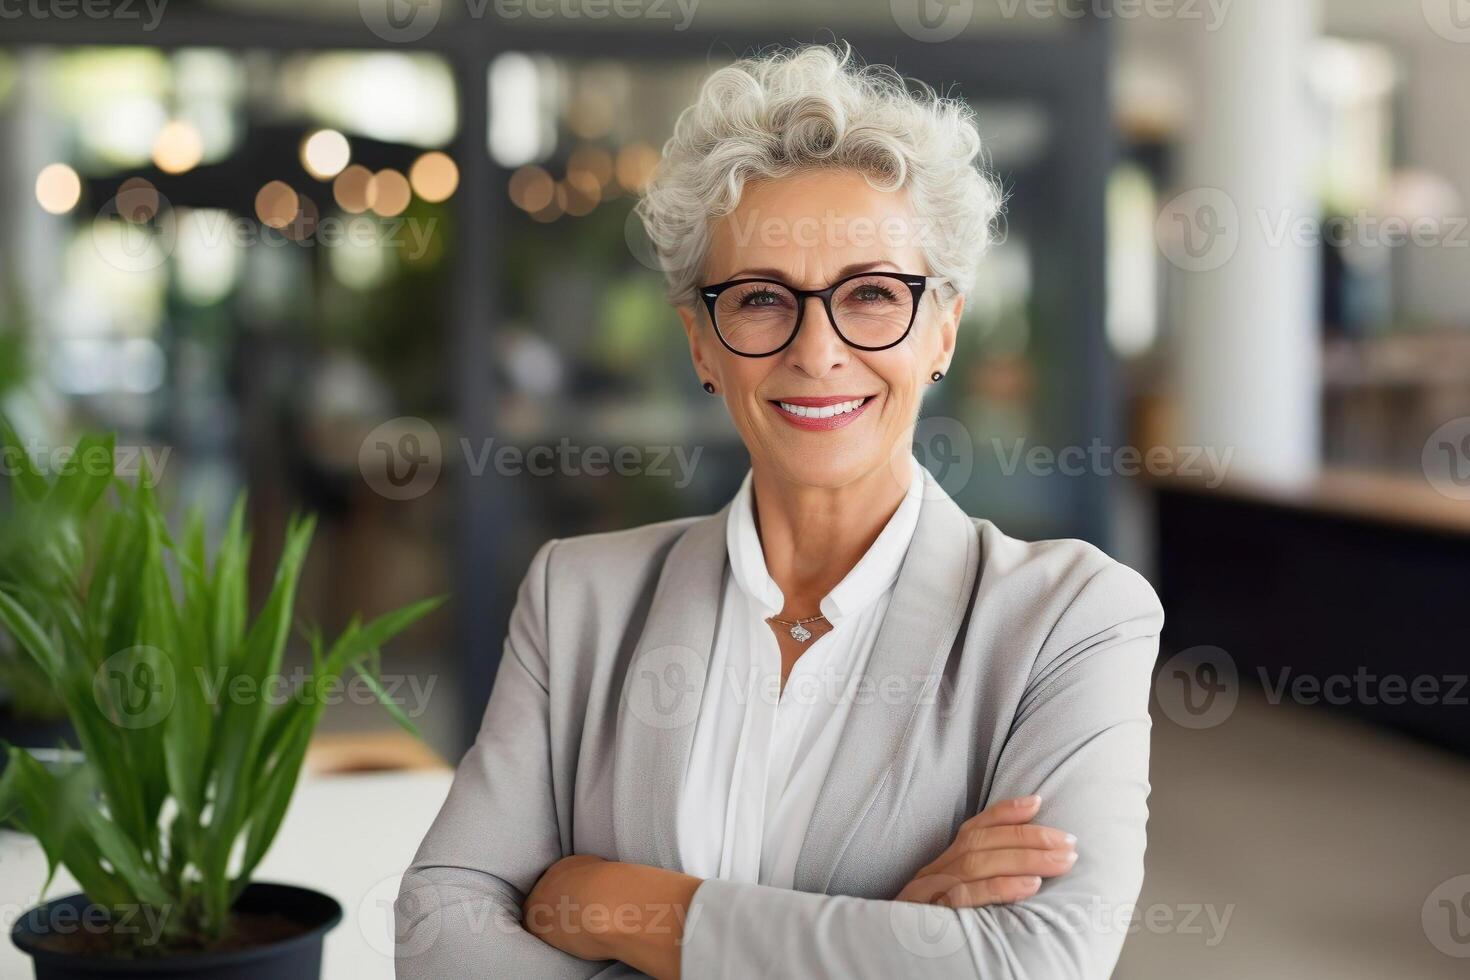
left=959, top=795, right=1042, bottom=835
left=937, top=845, right=1078, bottom=883
left=937, top=875, right=1043, bottom=909
left=916, top=797, right=1045, bottom=877
left=959, top=822, right=1076, bottom=853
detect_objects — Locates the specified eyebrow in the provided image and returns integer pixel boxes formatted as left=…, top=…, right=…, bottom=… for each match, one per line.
left=722, top=260, right=900, bottom=284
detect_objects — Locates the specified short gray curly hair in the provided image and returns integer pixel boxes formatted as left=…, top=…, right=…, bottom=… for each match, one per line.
left=635, top=43, right=1003, bottom=309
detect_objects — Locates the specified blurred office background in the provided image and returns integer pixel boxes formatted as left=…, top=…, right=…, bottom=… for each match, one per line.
left=1, top=1, right=1467, bottom=977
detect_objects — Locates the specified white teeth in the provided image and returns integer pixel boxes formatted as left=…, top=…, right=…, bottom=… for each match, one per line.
left=777, top=398, right=866, bottom=419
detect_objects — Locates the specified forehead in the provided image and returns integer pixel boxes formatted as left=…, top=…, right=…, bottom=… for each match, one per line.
left=703, top=169, right=928, bottom=282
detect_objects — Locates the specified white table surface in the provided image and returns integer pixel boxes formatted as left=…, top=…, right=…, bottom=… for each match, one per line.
left=0, top=768, right=453, bottom=979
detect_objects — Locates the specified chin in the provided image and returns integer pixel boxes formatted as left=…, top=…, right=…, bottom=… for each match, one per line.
left=763, top=442, right=892, bottom=490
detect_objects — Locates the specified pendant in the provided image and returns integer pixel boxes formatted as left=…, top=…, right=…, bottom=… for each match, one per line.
left=789, top=623, right=812, bottom=643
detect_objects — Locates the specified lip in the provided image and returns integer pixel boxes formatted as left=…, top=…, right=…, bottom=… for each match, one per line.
left=768, top=394, right=876, bottom=431
left=773, top=394, right=872, bottom=407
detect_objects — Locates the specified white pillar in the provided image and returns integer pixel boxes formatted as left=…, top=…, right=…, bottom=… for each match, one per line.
left=1171, top=0, right=1322, bottom=487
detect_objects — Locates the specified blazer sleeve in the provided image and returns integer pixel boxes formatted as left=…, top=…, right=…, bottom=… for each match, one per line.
left=395, top=538, right=608, bottom=979
left=679, top=560, right=1164, bottom=980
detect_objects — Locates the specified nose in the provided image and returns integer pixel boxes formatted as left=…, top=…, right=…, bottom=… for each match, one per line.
left=784, top=295, right=848, bottom=378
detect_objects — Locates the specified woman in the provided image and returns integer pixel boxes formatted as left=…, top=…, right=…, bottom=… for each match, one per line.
left=396, top=44, right=1162, bottom=979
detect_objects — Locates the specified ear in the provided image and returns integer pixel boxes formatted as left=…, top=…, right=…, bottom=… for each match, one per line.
left=930, top=289, right=964, bottom=377
left=678, top=303, right=718, bottom=389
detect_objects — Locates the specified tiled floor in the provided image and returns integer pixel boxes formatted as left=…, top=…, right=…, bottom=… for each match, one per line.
left=1116, top=691, right=1470, bottom=978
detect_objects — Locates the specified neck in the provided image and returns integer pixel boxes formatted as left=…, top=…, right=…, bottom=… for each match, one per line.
left=748, top=457, right=913, bottom=616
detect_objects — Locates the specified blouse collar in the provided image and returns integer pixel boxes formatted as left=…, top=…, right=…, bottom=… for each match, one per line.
left=725, top=454, right=925, bottom=626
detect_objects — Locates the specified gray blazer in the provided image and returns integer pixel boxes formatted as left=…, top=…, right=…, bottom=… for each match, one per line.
left=396, top=468, right=1164, bottom=979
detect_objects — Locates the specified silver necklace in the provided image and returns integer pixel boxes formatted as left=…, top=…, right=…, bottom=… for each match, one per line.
left=767, top=613, right=827, bottom=643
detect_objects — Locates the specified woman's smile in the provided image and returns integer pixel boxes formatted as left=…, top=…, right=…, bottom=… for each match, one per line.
left=768, top=393, right=878, bottom=430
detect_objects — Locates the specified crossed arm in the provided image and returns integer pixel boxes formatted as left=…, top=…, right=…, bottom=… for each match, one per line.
left=517, top=794, right=1078, bottom=979
left=395, top=545, right=1163, bottom=979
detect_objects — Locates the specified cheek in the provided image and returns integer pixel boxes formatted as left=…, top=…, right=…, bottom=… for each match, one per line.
left=720, top=361, right=775, bottom=420
left=864, top=352, right=922, bottom=403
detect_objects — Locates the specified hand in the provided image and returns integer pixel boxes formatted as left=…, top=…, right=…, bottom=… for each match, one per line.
left=522, top=855, right=701, bottom=979
left=894, top=795, right=1077, bottom=908
left=523, top=854, right=612, bottom=960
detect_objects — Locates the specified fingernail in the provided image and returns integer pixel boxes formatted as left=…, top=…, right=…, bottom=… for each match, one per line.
left=1024, top=876, right=1042, bottom=889
left=1063, top=833, right=1077, bottom=846
left=1065, top=850, right=1079, bottom=864
left=1017, top=795, right=1041, bottom=808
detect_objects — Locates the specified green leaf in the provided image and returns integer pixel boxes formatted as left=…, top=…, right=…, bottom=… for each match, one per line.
left=48, top=432, right=115, bottom=520
left=0, top=414, right=46, bottom=503
left=352, top=660, right=421, bottom=737
left=321, top=596, right=445, bottom=678
left=0, top=588, right=61, bottom=679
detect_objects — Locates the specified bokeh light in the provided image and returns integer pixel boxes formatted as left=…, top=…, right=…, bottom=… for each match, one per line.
left=368, top=169, right=411, bottom=217
left=560, top=170, right=600, bottom=217
left=333, top=164, right=373, bottom=214
left=614, top=143, right=659, bottom=193
left=152, top=120, right=203, bottom=174
left=255, top=180, right=299, bottom=229
left=568, top=144, right=615, bottom=192
left=409, top=151, right=459, bottom=203
left=508, top=165, right=554, bottom=212
left=301, top=129, right=351, bottom=180
left=115, top=177, right=160, bottom=223
left=35, top=163, right=81, bottom=214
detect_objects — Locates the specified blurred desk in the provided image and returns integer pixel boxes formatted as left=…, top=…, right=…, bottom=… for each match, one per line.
left=1155, top=467, right=1470, bottom=538
left=1151, top=469, right=1470, bottom=754
left=0, top=769, right=452, bottom=979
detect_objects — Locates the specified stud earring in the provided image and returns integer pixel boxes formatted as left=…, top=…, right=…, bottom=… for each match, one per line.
left=930, top=371, right=944, bottom=382
left=702, top=381, right=716, bottom=394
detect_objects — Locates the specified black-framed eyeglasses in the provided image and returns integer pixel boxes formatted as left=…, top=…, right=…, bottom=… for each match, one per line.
left=697, top=271, right=947, bottom=358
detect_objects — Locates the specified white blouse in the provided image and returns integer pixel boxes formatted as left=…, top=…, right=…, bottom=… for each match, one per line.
left=676, top=454, right=925, bottom=888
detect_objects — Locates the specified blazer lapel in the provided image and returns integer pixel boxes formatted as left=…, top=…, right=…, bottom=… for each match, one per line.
left=611, top=505, right=729, bottom=870
left=792, top=468, right=981, bottom=892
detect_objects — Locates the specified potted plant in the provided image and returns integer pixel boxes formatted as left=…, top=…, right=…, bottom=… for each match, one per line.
left=0, top=292, right=72, bottom=755
left=0, top=426, right=443, bottom=978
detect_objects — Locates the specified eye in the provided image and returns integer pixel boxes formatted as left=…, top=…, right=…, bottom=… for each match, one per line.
left=734, top=287, right=789, bottom=309
left=850, top=283, right=899, bottom=302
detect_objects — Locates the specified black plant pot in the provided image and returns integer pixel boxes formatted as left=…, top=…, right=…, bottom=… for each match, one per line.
left=10, top=883, right=342, bottom=980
